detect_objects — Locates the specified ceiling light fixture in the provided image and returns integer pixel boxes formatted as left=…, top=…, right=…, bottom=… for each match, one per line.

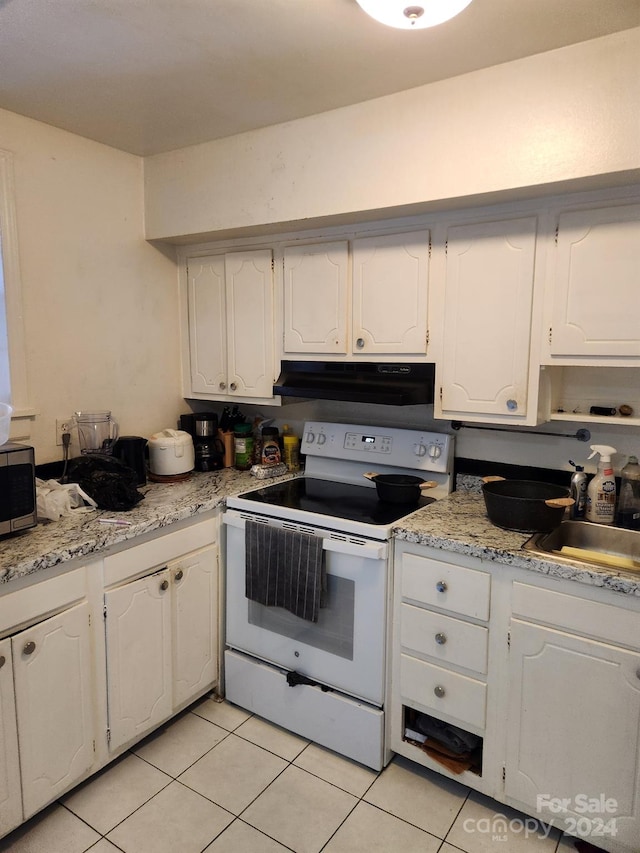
left=356, top=0, right=473, bottom=30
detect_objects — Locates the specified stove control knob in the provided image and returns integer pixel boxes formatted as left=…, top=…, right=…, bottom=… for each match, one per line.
left=317, top=433, right=327, bottom=446
left=305, top=431, right=315, bottom=444
left=428, top=444, right=442, bottom=460
left=414, top=442, right=427, bottom=457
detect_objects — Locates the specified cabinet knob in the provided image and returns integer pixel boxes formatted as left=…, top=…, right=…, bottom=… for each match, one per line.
left=23, top=641, right=36, bottom=656
left=356, top=337, right=365, bottom=349
left=174, top=569, right=184, bottom=582
left=434, top=685, right=446, bottom=698
left=0, top=655, right=5, bottom=669
left=219, top=382, right=226, bottom=391
left=230, top=382, right=237, bottom=391
left=435, top=632, right=447, bottom=645
left=436, top=580, right=447, bottom=593
left=506, top=399, right=518, bottom=411
left=160, top=579, right=169, bottom=591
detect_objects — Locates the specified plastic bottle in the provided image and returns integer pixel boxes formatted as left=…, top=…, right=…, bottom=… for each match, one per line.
left=282, top=425, right=300, bottom=472
left=585, top=445, right=617, bottom=525
left=616, top=455, right=640, bottom=530
left=568, top=460, right=588, bottom=520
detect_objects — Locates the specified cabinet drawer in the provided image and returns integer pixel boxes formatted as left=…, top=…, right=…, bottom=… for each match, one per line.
left=400, top=653, right=487, bottom=730
left=104, top=518, right=217, bottom=586
left=512, top=581, right=640, bottom=650
left=400, top=603, right=489, bottom=674
left=401, top=553, right=490, bottom=620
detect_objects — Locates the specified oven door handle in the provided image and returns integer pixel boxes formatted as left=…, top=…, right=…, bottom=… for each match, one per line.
left=223, top=511, right=387, bottom=560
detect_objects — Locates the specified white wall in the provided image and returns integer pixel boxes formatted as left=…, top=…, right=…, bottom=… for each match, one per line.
left=145, top=29, right=640, bottom=242
left=0, top=108, right=181, bottom=464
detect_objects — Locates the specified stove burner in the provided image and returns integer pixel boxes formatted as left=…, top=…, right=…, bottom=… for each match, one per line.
left=237, top=477, right=434, bottom=526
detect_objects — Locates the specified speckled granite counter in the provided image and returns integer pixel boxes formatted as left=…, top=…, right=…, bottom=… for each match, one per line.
left=0, top=468, right=273, bottom=586
left=393, top=491, right=640, bottom=598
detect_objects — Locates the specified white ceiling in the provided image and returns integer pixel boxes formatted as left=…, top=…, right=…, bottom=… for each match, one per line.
left=0, top=0, right=638, bottom=157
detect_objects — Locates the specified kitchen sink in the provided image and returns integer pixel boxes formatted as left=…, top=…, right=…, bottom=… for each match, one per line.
left=523, top=520, right=640, bottom=573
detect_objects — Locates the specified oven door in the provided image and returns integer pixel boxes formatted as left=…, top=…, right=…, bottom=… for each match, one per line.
left=224, top=510, right=388, bottom=706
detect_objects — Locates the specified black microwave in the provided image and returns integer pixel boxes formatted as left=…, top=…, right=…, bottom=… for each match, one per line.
left=0, top=443, right=37, bottom=536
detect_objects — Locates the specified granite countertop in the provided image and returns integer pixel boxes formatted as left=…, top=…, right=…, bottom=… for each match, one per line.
left=4, top=471, right=640, bottom=599
left=0, top=468, right=268, bottom=586
left=393, top=491, right=640, bottom=598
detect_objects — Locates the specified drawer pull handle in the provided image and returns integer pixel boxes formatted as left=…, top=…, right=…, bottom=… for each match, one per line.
left=435, top=632, right=447, bottom=645
left=436, top=580, right=447, bottom=593
left=23, top=641, right=36, bottom=656
left=230, top=382, right=237, bottom=391
left=434, top=685, right=446, bottom=698
left=0, top=655, right=5, bottom=669
left=174, top=569, right=184, bottom=582
left=160, top=579, right=169, bottom=591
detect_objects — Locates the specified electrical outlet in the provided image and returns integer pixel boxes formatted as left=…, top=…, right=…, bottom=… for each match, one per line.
left=56, top=418, right=73, bottom=446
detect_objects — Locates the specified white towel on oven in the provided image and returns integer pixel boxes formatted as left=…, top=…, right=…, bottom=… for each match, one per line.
left=245, top=520, right=325, bottom=622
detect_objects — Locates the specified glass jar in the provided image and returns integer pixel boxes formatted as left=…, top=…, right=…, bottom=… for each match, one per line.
left=234, top=422, right=254, bottom=470
left=261, top=426, right=281, bottom=466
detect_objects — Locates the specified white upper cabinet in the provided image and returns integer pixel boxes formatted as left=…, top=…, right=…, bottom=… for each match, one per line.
left=546, top=204, right=640, bottom=360
left=282, top=231, right=430, bottom=358
left=184, top=249, right=276, bottom=401
left=436, top=217, right=538, bottom=423
left=283, top=242, right=349, bottom=354
left=352, top=232, right=429, bottom=356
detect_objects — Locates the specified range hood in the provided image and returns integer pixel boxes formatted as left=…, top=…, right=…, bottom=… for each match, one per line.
left=273, top=361, right=435, bottom=406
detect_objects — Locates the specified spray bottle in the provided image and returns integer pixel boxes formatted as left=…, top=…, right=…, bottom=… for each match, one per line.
left=568, top=460, right=588, bottom=520
left=585, top=445, right=617, bottom=525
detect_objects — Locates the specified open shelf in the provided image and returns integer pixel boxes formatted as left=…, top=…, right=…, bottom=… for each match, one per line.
left=402, top=707, right=483, bottom=778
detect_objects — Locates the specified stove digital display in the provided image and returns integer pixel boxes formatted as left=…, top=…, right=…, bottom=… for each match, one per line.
left=362, top=435, right=375, bottom=444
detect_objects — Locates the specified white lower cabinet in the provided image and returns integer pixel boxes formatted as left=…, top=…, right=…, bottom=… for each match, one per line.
left=13, top=603, right=95, bottom=818
left=105, top=544, right=218, bottom=753
left=0, top=637, right=21, bottom=837
left=0, top=569, right=99, bottom=836
left=391, top=541, right=640, bottom=853
left=391, top=544, right=493, bottom=793
left=505, top=586, right=640, bottom=851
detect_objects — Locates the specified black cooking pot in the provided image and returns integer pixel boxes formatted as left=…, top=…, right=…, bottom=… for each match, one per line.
left=482, top=477, right=573, bottom=533
left=364, top=471, right=437, bottom=504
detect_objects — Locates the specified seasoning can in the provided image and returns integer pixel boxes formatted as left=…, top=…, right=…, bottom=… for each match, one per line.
left=283, top=434, right=300, bottom=472
left=234, top=423, right=254, bottom=470
left=261, top=426, right=281, bottom=466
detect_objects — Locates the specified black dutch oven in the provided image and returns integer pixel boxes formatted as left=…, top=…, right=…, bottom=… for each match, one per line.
left=364, top=471, right=438, bottom=505
left=482, top=477, right=574, bottom=533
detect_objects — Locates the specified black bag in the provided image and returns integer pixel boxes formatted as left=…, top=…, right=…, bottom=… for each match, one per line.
left=65, top=454, right=144, bottom=511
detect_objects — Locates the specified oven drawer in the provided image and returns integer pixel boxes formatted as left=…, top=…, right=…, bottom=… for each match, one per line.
left=400, top=603, right=489, bottom=674
left=400, top=653, right=487, bottom=730
left=401, top=553, right=490, bottom=621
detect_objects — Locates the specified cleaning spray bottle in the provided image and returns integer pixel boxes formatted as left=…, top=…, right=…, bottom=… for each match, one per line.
left=585, top=445, right=617, bottom=525
left=568, top=460, right=588, bottom=519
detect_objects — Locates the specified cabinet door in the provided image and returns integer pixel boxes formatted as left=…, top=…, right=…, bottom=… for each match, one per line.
left=12, top=603, right=95, bottom=818
left=439, top=217, right=536, bottom=419
left=225, top=249, right=275, bottom=397
left=506, top=619, right=640, bottom=846
left=171, top=545, right=218, bottom=708
left=105, top=569, right=172, bottom=752
left=187, top=256, right=228, bottom=394
left=0, top=638, right=22, bottom=835
left=550, top=204, right=640, bottom=358
left=283, top=242, right=349, bottom=354
left=352, top=231, right=429, bottom=355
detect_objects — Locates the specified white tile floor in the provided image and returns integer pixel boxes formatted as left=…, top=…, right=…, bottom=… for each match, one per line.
left=0, top=696, right=585, bottom=853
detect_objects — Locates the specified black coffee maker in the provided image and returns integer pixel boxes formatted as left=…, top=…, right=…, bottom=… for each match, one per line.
left=187, top=413, right=225, bottom=472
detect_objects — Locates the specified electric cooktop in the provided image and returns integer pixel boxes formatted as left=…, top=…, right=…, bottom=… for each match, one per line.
left=236, top=476, right=435, bottom=527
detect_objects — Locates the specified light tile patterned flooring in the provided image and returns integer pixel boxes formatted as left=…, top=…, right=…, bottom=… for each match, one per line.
left=1, top=696, right=582, bottom=853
